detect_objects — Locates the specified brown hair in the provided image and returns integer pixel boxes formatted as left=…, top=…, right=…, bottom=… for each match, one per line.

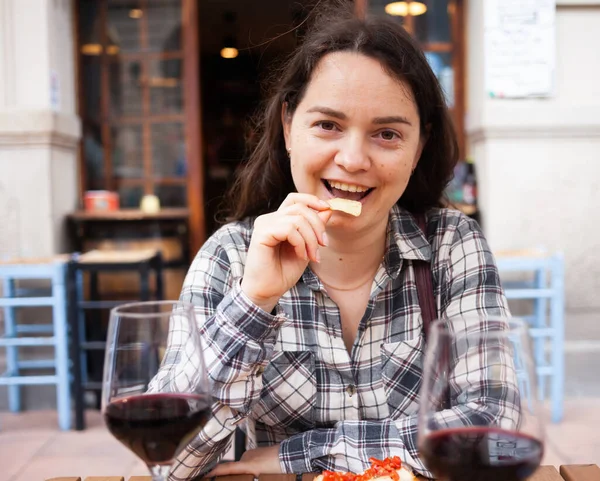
left=224, top=1, right=458, bottom=221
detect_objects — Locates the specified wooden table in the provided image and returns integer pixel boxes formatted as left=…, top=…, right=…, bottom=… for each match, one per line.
left=45, top=465, right=600, bottom=481
left=67, top=208, right=191, bottom=268
left=560, top=465, right=600, bottom=481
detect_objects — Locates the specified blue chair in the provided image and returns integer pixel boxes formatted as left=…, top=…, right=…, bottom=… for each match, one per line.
left=0, top=256, right=72, bottom=430
left=495, top=249, right=565, bottom=423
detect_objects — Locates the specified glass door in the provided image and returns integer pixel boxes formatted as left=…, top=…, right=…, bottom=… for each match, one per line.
left=77, top=0, right=204, bottom=250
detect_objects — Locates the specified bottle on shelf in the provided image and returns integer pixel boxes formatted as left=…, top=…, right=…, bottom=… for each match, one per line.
left=462, top=157, right=477, bottom=206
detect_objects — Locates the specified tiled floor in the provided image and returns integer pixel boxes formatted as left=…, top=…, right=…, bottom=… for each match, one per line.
left=0, top=410, right=147, bottom=481
left=1, top=398, right=600, bottom=481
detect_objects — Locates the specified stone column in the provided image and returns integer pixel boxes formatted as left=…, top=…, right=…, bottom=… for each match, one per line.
left=0, top=0, right=81, bottom=259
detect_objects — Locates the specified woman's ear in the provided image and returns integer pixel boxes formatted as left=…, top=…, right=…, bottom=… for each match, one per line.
left=281, top=102, right=292, bottom=151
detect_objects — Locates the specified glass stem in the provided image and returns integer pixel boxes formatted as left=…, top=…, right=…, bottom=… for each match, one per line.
left=150, top=465, right=171, bottom=481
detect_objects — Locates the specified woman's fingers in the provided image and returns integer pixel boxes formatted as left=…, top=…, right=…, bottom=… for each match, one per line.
left=279, top=193, right=331, bottom=213
left=280, top=203, right=331, bottom=248
left=318, top=208, right=334, bottom=226
left=256, top=214, right=323, bottom=263
left=287, top=220, right=310, bottom=261
left=254, top=193, right=334, bottom=264
left=292, top=215, right=321, bottom=262
left=256, top=215, right=309, bottom=260
left=276, top=215, right=318, bottom=262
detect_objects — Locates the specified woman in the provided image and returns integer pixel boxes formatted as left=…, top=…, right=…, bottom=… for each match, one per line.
left=159, top=4, right=517, bottom=480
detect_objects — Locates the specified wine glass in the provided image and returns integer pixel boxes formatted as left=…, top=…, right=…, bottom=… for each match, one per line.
left=418, top=316, right=545, bottom=481
left=101, top=301, right=210, bottom=481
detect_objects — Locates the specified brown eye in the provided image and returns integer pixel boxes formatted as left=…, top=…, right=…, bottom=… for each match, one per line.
left=380, top=130, right=398, bottom=141
left=318, top=121, right=336, bottom=131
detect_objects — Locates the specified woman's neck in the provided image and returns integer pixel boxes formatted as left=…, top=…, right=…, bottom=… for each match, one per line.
left=311, top=218, right=388, bottom=290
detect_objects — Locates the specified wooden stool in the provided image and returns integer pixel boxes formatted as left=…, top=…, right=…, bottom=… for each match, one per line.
left=67, top=249, right=164, bottom=430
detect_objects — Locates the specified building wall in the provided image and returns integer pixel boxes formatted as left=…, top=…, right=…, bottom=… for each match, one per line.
left=0, top=0, right=80, bottom=258
left=467, top=1, right=600, bottom=310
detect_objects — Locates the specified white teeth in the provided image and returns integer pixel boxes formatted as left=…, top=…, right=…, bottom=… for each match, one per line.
left=329, top=181, right=368, bottom=193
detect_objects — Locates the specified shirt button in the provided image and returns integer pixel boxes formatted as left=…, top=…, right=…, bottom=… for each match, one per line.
left=346, top=384, right=357, bottom=397
left=256, top=366, right=265, bottom=377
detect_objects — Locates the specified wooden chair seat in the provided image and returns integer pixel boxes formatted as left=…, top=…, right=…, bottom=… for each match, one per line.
left=77, top=249, right=159, bottom=264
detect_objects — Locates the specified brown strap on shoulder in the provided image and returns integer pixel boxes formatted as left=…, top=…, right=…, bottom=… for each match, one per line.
left=413, top=213, right=452, bottom=408
left=413, top=213, right=436, bottom=339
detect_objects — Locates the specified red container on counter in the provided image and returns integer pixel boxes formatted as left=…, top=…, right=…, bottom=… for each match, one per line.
left=84, top=190, right=120, bottom=211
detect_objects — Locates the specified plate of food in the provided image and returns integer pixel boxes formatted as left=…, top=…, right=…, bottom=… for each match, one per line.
left=315, top=456, right=415, bottom=481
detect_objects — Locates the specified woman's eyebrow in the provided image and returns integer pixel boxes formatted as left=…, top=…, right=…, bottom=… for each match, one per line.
left=373, top=115, right=412, bottom=126
left=306, top=106, right=347, bottom=120
left=306, top=106, right=412, bottom=127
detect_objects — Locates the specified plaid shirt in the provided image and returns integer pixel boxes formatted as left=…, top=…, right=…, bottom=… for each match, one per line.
left=158, top=206, right=516, bottom=480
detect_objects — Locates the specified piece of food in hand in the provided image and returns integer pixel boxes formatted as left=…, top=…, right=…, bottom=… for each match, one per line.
left=327, top=198, right=362, bottom=217
left=315, top=456, right=415, bottom=481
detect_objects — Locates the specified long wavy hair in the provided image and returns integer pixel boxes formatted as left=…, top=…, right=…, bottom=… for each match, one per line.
left=223, top=1, right=458, bottom=221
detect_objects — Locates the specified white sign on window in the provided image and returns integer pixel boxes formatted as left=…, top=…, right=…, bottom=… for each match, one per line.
left=484, top=0, right=556, bottom=98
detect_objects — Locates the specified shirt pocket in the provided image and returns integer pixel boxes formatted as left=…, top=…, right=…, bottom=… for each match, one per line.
left=380, top=336, right=424, bottom=419
left=252, top=350, right=317, bottom=431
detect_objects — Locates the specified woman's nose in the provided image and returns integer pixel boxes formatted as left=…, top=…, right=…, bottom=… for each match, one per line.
left=334, top=136, right=371, bottom=172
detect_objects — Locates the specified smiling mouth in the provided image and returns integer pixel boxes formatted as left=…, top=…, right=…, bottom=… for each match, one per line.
left=322, top=180, right=374, bottom=202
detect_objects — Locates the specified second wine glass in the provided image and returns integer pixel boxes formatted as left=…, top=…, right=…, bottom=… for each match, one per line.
left=418, top=316, right=545, bottom=481
left=101, top=301, right=210, bottom=481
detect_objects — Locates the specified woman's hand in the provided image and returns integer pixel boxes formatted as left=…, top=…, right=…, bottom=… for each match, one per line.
left=241, top=194, right=332, bottom=312
left=207, top=445, right=283, bottom=477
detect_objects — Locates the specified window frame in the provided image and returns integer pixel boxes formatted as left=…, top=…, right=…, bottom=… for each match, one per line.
left=355, top=0, right=466, bottom=156
left=74, top=0, right=205, bottom=252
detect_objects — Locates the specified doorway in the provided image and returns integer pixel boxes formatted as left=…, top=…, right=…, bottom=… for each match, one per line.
left=198, top=0, right=314, bottom=235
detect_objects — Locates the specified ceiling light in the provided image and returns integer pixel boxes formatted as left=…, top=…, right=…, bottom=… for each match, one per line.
left=409, top=2, right=427, bottom=15
left=81, top=44, right=102, bottom=55
left=80, top=44, right=121, bottom=56
left=385, top=1, right=427, bottom=17
left=220, top=47, right=239, bottom=59
left=129, top=9, right=143, bottom=19
left=220, top=34, right=238, bottom=59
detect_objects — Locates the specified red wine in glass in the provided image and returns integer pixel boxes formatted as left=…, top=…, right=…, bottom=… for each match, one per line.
left=421, top=427, right=544, bottom=481
left=102, top=301, right=211, bottom=481
left=418, top=317, right=545, bottom=481
left=104, top=393, right=212, bottom=465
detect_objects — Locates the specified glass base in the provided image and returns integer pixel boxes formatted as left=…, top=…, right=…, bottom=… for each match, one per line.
left=150, top=464, right=171, bottom=481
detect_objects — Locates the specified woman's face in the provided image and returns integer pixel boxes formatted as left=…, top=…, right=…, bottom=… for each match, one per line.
left=283, top=51, right=425, bottom=234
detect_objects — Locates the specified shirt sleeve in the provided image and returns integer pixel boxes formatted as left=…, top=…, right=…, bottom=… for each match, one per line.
left=147, top=229, right=287, bottom=480
left=280, top=215, right=519, bottom=477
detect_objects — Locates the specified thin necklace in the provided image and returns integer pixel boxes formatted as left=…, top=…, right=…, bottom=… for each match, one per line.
left=320, top=274, right=375, bottom=292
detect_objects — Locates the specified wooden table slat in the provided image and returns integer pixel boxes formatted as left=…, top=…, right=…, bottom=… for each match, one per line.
left=560, top=465, right=600, bottom=481
left=527, top=466, right=565, bottom=481
left=259, top=475, right=297, bottom=481
left=83, top=477, right=124, bottom=481
left=46, top=478, right=81, bottom=481
left=199, top=475, right=254, bottom=481
left=302, top=474, right=318, bottom=481
left=127, top=477, right=152, bottom=481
